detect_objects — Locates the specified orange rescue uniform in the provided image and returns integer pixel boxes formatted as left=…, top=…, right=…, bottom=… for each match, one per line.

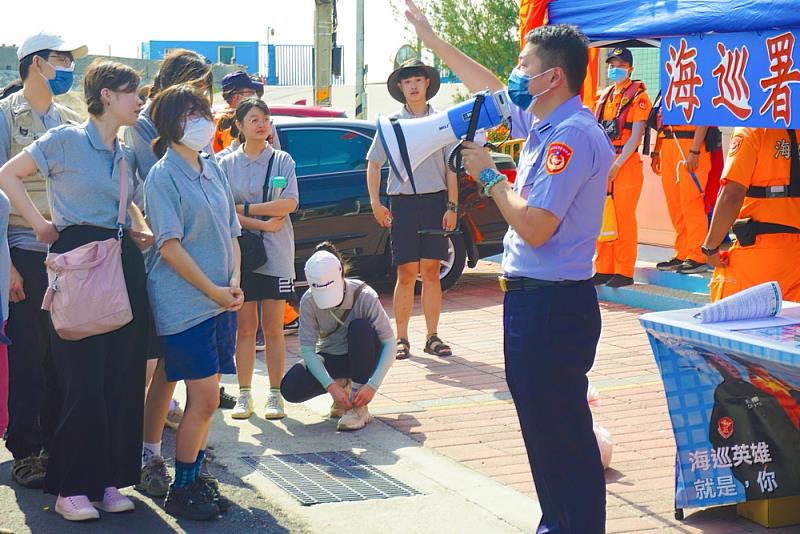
left=658, top=125, right=711, bottom=263
left=710, top=128, right=800, bottom=302
left=594, top=80, right=653, bottom=278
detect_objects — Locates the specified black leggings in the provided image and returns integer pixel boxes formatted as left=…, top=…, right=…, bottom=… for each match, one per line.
left=44, top=226, right=149, bottom=500
left=281, top=319, right=381, bottom=403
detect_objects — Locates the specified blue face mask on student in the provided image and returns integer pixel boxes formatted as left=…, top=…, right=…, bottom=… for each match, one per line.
left=507, top=67, right=554, bottom=112
left=607, top=67, right=629, bottom=84
left=48, top=66, right=75, bottom=96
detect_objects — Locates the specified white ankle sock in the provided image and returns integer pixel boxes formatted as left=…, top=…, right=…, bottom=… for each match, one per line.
left=142, top=441, right=161, bottom=465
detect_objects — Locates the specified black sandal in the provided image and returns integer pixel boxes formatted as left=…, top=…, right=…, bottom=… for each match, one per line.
left=424, top=334, right=452, bottom=357
left=11, top=454, right=46, bottom=489
left=396, top=338, right=411, bottom=360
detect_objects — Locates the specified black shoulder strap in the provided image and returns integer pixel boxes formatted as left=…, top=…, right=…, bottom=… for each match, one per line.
left=262, top=153, right=276, bottom=202
left=389, top=117, right=417, bottom=194
left=747, top=130, right=800, bottom=198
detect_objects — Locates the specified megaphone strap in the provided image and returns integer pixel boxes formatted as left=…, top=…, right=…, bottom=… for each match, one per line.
left=389, top=117, right=417, bottom=194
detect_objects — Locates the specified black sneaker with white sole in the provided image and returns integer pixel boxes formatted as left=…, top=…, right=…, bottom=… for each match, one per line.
left=283, top=318, right=299, bottom=335
left=164, top=479, right=220, bottom=521
left=219, top=387, right=237, bottom=409
left=676, top=259, right=707, bottom=274
left=656, top=258, right=683, bottom=271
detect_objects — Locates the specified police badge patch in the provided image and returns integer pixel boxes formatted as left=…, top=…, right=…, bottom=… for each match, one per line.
left=545, top=142, right=574, bottom=175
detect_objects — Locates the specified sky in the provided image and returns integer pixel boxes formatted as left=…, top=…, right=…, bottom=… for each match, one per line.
left=2, top=0, right=414, bottom=81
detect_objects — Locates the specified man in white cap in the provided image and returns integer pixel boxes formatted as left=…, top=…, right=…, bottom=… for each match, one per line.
left=0, top=31, right=86, bottom=489
left=280, top=243, right=395, bottom=431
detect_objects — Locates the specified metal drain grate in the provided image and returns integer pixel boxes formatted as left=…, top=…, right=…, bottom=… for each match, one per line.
left=242, top=451, right=421, bottom=505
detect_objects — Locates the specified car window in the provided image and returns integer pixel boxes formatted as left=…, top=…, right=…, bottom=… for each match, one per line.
left=282, top=128, right=373, bottom=177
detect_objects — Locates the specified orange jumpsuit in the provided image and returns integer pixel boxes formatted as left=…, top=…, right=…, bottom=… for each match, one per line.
left=710, top=128, right=800, bottom=302
left=594, top=81, right=653, bottom=278
left=658, top=126, right=712, bottom=263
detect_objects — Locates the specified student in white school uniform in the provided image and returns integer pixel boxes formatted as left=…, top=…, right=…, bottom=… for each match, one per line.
left=0, top=59, right=152, bottom=522
left=280, top=242, right=395, bottom=430
left=219, top=98, right=298, bottom=420
left=145, top=84, right=243, bottom=521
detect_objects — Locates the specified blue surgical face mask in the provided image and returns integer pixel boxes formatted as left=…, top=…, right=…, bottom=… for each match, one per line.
left=607, top=66, right=629, bottom=84
left=507, top=67, right=554, bottom=112
left=48, top=65, right=75, bottom=96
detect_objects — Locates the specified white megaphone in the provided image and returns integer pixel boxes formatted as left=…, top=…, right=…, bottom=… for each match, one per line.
left=376, top=90, right=511, bottom=182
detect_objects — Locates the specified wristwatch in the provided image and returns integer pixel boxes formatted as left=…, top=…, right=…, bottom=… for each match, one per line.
left=446, top=201, right=458, bottom=213
left=701, top=244, right=720, bottom=256
left=689, top=149, right=701, bottom=155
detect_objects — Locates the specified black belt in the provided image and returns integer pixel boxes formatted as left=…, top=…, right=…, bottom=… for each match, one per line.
left=661, top=130, right=695, bottom=140
left=498, top=276, right=582, bottom=293
left=731, top=218, right=800, bottom=247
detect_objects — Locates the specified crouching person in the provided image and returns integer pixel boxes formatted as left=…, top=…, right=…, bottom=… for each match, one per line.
left=145, top=84, right=243, bottom=520
left=281, top=243, right=394, bottom=430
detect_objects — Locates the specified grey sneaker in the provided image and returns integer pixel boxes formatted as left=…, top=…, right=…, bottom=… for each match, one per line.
left=136, top=455, right=172, bottom=497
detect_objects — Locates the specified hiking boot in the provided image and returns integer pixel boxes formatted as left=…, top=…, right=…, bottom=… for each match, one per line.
left=264, top=391, right=286, bottom=419
left=92, top=486, right=135, bottom=513
left=606, top=275, right=634, bottom=288
left=165, top=401, right=183, bottom=430
left=55, top=495, right=99, bottom=521
left=676, top=259, right=708, bottom=275
left=591, top=273, right=613, bottom=286
left=164, top=479, right=220, bottom=521
left=656, top=258, right=684, bottom=271
left=337, top=406, right=373, bottom=431
left=219, top=387, right=237, bottom=410
left=136, top=454, right=172, bottom=497
left=231, top=392, right=254, bottom=419
left=197, top=469, right=232, bottom=514
left=12, top=453, right=46, bottom=489
left=330, top=379, right=352, bottom=418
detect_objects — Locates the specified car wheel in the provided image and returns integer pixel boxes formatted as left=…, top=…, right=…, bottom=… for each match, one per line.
left=414, top=234, right=466, bottom=294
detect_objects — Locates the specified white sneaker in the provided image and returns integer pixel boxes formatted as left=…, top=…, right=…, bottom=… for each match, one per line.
left=55, top=495, right=100, bottom=521
left=337, top=406, right=372, bottom=431
left=92, top=486, right=135, bottom=513
left=264, top=391, right=286, bottom=420
left=330, top=379, right=352, bottom=418
left=232, top=392, right=254, bottom=419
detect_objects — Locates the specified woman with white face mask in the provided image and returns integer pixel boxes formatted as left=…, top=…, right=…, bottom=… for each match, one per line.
left=0, top=59, right=152, bottom=522
left=144, top=84, right=243, bottom=521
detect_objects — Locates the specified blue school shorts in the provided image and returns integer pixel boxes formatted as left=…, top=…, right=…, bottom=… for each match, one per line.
left=160, top=312, right=237, bottom=382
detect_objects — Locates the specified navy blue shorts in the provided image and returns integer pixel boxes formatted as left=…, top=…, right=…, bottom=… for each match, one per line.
left=160, top=312, right=237, bottom=382
left=389, top=191, right=449, bottom=265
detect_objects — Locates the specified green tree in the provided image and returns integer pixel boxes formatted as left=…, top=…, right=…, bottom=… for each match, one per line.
left=394, top=0, right=520, bottom=82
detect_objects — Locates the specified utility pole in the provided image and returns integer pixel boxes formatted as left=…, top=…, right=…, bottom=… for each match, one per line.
left=313, top=0, right=333, bottom=107
left=355, top=0, right=367, bottom=119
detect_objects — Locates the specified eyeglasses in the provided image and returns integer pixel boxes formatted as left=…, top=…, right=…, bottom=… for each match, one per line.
left=47, top=52, right=74, bottom=68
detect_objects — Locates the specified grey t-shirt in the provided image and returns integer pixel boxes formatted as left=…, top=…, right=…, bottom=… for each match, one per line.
left=144, top=148, right=242, bottom=336
left=219, top=144, right=298, bottom=279
left=365, top=104, right=454, bottom=196
left=25, top=121, right=135, bottom=231
left=299, top=278, right=394, bottom=356
left=0, top=100, right=65, bottom=252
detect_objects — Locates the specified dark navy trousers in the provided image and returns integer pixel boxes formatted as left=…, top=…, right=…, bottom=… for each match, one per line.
left=503, top=280, right=605, bottom=534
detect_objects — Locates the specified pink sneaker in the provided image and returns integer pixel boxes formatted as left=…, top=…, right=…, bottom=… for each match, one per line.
left=55, top=495, right=99, bottom=521
left=92, top=486, right=135, bottom=513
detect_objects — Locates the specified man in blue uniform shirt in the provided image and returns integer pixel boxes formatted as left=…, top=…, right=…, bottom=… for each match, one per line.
left=405, top=2, right=614, bottom=532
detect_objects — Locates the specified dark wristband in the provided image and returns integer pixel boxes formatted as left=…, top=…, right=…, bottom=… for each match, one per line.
left=689, top=149, right=701, bottom=155
left=244, top=202, right=250, bottom=217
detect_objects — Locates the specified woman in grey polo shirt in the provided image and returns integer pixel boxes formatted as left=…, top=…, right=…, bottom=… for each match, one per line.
left=219, top=98, right=298, bottom=421
left=145, top=84, right=243, bottom=521
left=280, top=242, right=395, bottom=431
left=0, top=60, right=151, bottom=522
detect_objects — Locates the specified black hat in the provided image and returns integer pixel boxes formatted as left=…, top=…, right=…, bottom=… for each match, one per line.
left=606, top=47, right=634, bottom=66
left=387, top=58, right=441, bottom=103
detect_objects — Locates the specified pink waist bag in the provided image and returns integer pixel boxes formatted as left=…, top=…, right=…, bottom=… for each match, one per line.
left=41, top=154, right=132, bottom=341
